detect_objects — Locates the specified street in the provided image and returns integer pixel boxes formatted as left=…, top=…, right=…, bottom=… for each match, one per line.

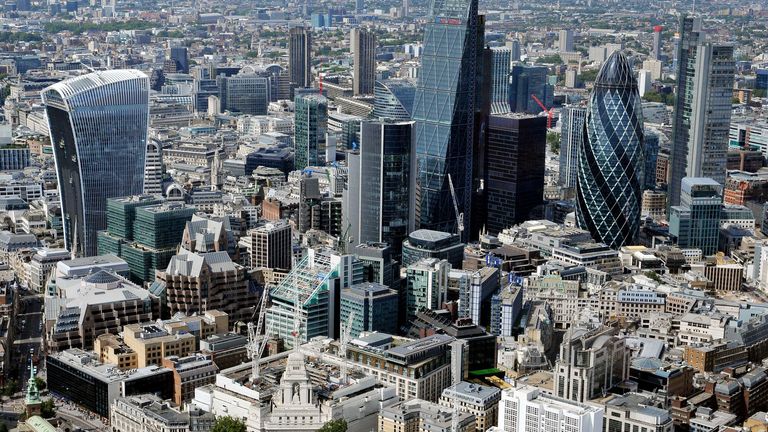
left=12, top=293, right=44, bottom=390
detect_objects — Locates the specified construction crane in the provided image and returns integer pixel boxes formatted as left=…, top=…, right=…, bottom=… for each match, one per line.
left=338, top=311, right=356, bottom=383
left=531, top=94, right=554, bottom=129
left=447, top=174, right=464, bottom=238
left=246, top=291, right=271, bottom=381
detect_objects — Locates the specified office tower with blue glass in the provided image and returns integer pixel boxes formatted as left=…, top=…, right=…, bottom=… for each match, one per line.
left=373, top=79, right=415, bottom=121
left=289, top=27, right=313, bottom=92
left=669, top=177, right=722, bottom=255
left=217, top=74, right=271, bottom=115
left=169, top=46, right=189, bottom=73
left=294, top=93, right=328, bottom=171
left=351, top=28, right=376, bottom=95
left=42, top=70, right=150, bottom=257
left=558, top=105, right=587, bottom=189
left=411, top=0, right=482, bottom=238
left=344, top=120, right=412, bottom=259
left=643, top=131, right=660, bottom=189
left=339, top=282, right=399, bottom=338
left=576, top=51, right=645, bottom=249
left=668, top=15, right=735, bottom=209
left=509, top=65, right=552, bottom=114
left=489, top=47, right=512, bottom=114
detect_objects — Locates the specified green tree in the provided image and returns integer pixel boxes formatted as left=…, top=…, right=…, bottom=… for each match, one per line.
left=212, top=416, right=246, bottom=432
left=644, top=271, right=662, bottom=283
left=0, top=422, right=9, bottom=432
left=318, top=419, right=348, bottom=432
left=547, top=131, right=561, bottom=154
left=34, top=377, right=46, bottom=391
left=754, top=89, right=766, bottom=98
left=1, top=379, right=17, bottom=397
left=40, top=399, right=56, bottom=419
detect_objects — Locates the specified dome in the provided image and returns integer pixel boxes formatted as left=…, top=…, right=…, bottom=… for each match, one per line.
left=595, top=50, right=637, bottom=89
left=82, top=269, right=121, bottom=285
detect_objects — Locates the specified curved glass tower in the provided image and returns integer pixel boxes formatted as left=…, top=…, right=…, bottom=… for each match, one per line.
left=42, top=70, right=149, bottom=257
left=576, top=51, right=645, bottom=249
left=411, top=0, right=481, bottom=238
left=373, top=79, right=415, bottom=121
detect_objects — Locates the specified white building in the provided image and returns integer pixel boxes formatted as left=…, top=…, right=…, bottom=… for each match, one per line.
left=496, top=385, right=603, bottom=432
left=637, top=69, right=652, bottom=97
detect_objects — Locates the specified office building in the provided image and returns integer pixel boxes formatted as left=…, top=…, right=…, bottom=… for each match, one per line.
left=576, top=51, right=645, bottom=249
left=0, top=144, right=30, bottom=170
left=111, top=394, right=215, bottom=432
left=155, top=249, right=257, bottom=321
left=604, top=394, right=673, bottom=432
left=169, top=46, right=189, bottom=74
left=554, top=325, right=630, bottom=403
left=402, top=229, right=464, bottom=269
left=669, top=177, right=722, bottom=255
left=559, top=29, right=574, bottom=52
left=42, top=70, right=149, bottom=256
left=489, top=47, right=512, bottom=114
left=181, top=214, right=238, bottom=259
left=411, top=0, right=482, bottom=237
left=668, top=15, right=735, bottom=209
left=652, top=25, right=663, bottom=60
left=351, top=28, right=376, bottom=95
left=218, top=74, right=270, bottom=115
left=98, top=198, right=195, bottom=284
left=510, top=65, right=552, bottom=114
left=498, top=385, right=604, bottom=432
left=246, top=220, right=292, bottom=270
left=638, top=69, right=652, bottom=97
left=122, top=323, right=197, bottom=368
left=47, top=269, right=160, bottom=351
left=344, top=120, right=412, bottom=258
left=161, top=354, right=218, bottom=405
left=379, top=399, right=476, bottom=432
left=458, top=266, right=500, bottom=326
left=46, top=349, right=173, bottom=417
left=294, top=93, right=328, bottom=171
left=485, top=114, right=547, bottom=233
left=144, top=140, right=164, bottom=196
left=373, top=79, right=416, bottom=121
left=405, top=258, right=449, bottom=322
left=644, top=131, right=660, bottom=189
left=559, top=105, right=587, bottom=189
left=289, top=27, right=312, bottom=91
left=439, top=382, right=500, bottom=431
left=340, top=282, right=399, bottom=338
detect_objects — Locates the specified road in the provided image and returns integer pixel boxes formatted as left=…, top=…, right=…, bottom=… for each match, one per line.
left=12, top=293, right=44, bottom=390
left=54, top=400, right=110, bottom=431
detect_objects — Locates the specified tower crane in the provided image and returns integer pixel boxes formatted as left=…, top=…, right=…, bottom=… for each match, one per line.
left=339, top=311, right=356, bottom=383
left=447, top=174, right=464, bottom=238
left=246, top=290, right=271, bottom=381
left=531, top=94, right=554, bottom=129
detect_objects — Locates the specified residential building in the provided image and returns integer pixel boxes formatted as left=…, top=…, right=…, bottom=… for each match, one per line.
left=161, top=354, right=218, bottom=405
left=351, top=28, right=376, bottom=95
left=42, top=70, right=150, bottom=256
left=122, top=323, right=197, bottom=367
left=289, top=27, right=312, bottom=91
left=246, top=220, right=292, bottom=270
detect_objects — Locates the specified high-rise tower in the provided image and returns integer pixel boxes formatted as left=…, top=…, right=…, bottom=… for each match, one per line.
left=652, top=25, right=663, bottom=60
left=576, top=51, right=645, bottom=249
left=668, top=15, right=735, bottom=210
left=411, top=0, right=482, bottom=239
left=558, top=105, right=587, bottom=190
left=351, top=28, right=376, bottom=96
left=294, top=93, right=328, bottom=171
left=289, top=27, right=312, bottom=92
left=42, top=70, right=149, bottom=257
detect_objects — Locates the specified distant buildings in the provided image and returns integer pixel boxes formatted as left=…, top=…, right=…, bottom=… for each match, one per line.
left=293, top=93, right=328, bottom=171
left=351, top=28, right=376, bottom=95
left=42, top=70, right=150, bottom=256
left=576, top=51, right=645, bottom=249
left=289, top=27, right=312, bottom=92
left=509, top=65, right=552, bottom=114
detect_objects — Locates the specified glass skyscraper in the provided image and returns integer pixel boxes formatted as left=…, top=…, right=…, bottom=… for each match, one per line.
left=344, top=120, right=412, bottom=259
left=489, top=47, right=512, bottom=114
left=42, top=70, right=150, bottom=257
left=576, top=51, right=645, bottom=249
left=558, top=105, right=587, bottom=189
left=294, top=93, right=328, bottom=171
left=668, top=14, right=735, bottom=210
left=411, top=0, right=482, bottom=238
left=509, top=65, right=552, bottom=114
left=669, top=177, right=722, bottom=255
left=373, top=79, right=415, bottom=121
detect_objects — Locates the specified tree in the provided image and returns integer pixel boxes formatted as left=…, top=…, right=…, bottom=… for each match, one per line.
left=0, top=422, right=8, bottom=432
left=547, top=131, right=561, bottom=155
left=318, top=419, right=348, bottom=432
left=34, top=377, right=46, bottom=391
left=212, top=416, right=246, bottom=432
left=1, top=379, right=17, bottom=397
left=40, top=399, right=56, bottom=419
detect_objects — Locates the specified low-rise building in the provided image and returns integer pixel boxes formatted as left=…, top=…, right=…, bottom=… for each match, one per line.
left=162, top=354, right=218, bottom=405
left=379, top=398, right=476, bottom=432
left=111, top=394, right=215, bottom=432
left=439, top=382, right=501, bottom=431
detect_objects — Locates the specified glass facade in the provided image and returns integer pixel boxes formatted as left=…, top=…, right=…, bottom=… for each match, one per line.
left=576, top=51, right=645, bottom=249
left=411, top=0, right=482, bottom=237
left=344, top=120, right=412, bottom=260
left=509, top=65, right=552, bottom=114
left=643, top=131, right=660, bottom=189
left=219, top=74, right=270, bottom=115
left=669, top=177, right=722, bottom=255
left=42, top=70, right=149, bottom=256
left=294, top=93, right=328, bottom=171
left=289, top=27, right=312, bottom=90
left=558, top=105, right=587, bottom=189
left=489, top=47, right=512, bottom=114
left=373, top=79, right=415, bottom=121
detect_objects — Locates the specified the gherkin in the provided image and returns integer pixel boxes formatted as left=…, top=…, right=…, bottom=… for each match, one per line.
left=576, top=51, right=645, bottom=249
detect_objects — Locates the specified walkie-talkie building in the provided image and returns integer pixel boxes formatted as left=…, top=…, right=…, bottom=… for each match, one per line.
left=42, top=70, right=149, bottom=257
left=576, top=51, right=645, bottom=249
left=411, top=0, right=482, bottom=239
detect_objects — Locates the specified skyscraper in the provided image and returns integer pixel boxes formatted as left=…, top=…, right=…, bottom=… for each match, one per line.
left=669, top=177, right=722, bottom=255
left=668, top=15, right=735, bottom=210
left=411, top=0, right=482, bottom=238
left=344, top=120, right=412, bottom=259
left=489, top=47, right=512, bottom=114
left=143, top=140, right=164, bottom=196
left=217, top=74, right=271, bottom=115
left=373, top=79, right=416, bottom=121
left=558, top=105, right=587, bottom=190
left=294, top=93, right=328, bottom=171
left=43, top=70, right=149, bottom=256
left=652, top=25, right=663, bottom=60
left=559, top=29, right=574, bottom=53
left=169, top=46, right=189, bottom=74
left=351, top=28, right=376, bottom=96
left=485, top=114, right=547, bottom=234
left=576, top=51, right=645, bottom=249
left=509, top=65, right=552, bottom=113
left=289, top=27, right=312, bottom=92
